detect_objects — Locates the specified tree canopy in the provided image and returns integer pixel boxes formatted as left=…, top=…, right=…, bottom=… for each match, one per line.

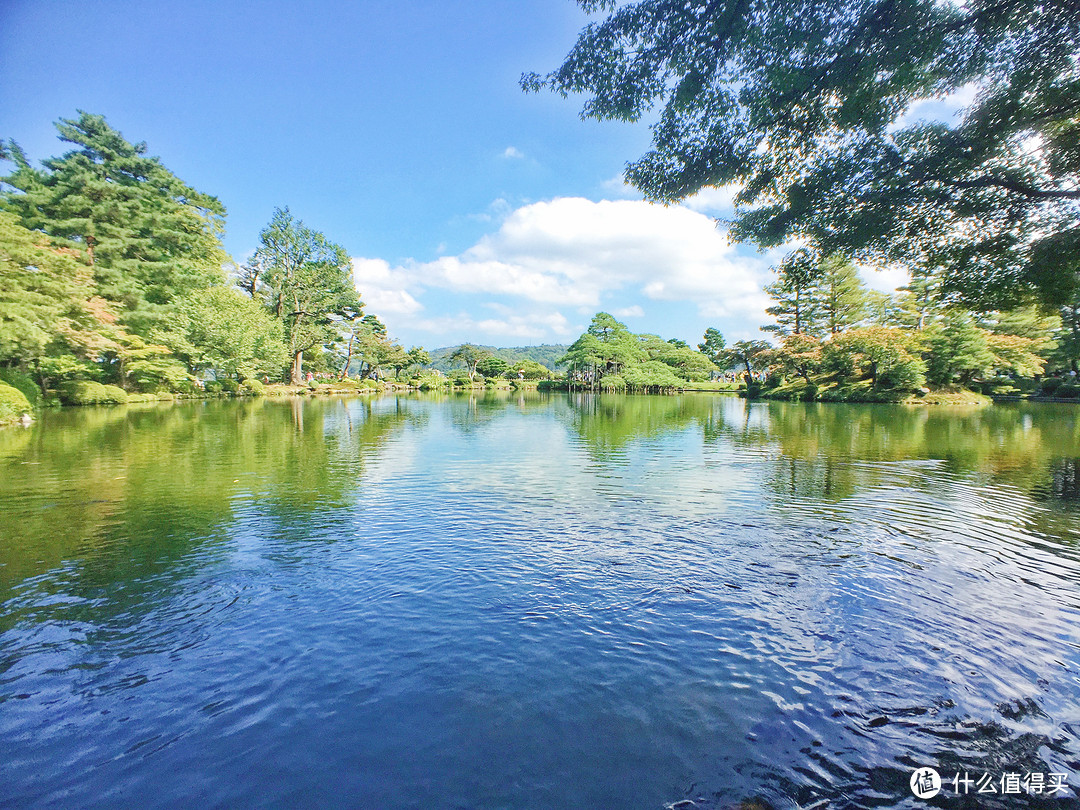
left=1, top=112, right=228, bottom=332
left=525, top=0, right=1080, bottom=308
left=246, top=207, right=360, bottom=384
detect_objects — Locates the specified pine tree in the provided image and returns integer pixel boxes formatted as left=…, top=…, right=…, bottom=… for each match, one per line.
left=248, top=208, right=359, bottom=384
left=1, top=112, right=228, bottom=334
left=762, top=250, right=824, bottom=337
left=817, top=256, right=868, bottom=334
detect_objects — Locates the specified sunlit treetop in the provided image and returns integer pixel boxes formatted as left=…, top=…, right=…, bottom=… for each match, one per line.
left=525, top=0, right=1080, bottom=309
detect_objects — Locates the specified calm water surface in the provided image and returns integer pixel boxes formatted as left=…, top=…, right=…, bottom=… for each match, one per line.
left=2, top=393, right=1079, bottom=809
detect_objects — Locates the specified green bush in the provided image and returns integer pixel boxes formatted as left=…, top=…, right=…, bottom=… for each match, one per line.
left=239, top=378, right=265, bottom=396
left=204, top=380, right=223, bottom=394
left=1041, top=377, right=1064, bottom=394
left=0, top=383, right=33, bottom=424
left=416, top=374, right=444, bottom=391
left=599, top=374, right=626, bottom=391
left=219, top=378, right=240, bottom=394
left=58, top=380, right=129, bottom=405
left=1056, top=383, right=1080, bottom=398
left=359, top=378, right=379, bottom=389
left=125, top=392, right=159, bottom=403
left=0, top=368, right=42, bottom=408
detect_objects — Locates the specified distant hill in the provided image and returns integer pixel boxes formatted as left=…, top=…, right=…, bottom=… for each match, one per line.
left=428, top=344, right=569, bottom=373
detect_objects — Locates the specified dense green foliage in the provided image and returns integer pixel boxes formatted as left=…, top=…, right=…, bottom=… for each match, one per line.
left=2, top=113, right=228, bottom=333
left=528, top=0, right=1080, bottom=309
left=243, top=208, right=360, bottom=384
left=0, top=382, right=32, bottom=424
left=0, top=113, right=414, bottom=404
left=429, top=344, right=568, bottom=373
left=58, top=380, right=129, bottom=405
left=562, top=313, right=720, bottom=392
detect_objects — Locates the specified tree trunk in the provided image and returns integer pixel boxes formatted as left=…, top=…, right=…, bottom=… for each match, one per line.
left=291, top=351, right=304, bottom=385
left=338, top=331, right=355, bottom=380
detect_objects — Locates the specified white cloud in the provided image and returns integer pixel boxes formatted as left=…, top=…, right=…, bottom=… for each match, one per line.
left=682, top=183, right=742, bottom=218
left=412, top=311, right=573, bottom=342
left=501, top=146, right=525, bottom=159
left=859, top=263, right=909, bottom=295
left=352, top=197, right=771, bottom=342
left=612, top=305, right=644, bottom=318
left=891, top=82, right=979, bottom=131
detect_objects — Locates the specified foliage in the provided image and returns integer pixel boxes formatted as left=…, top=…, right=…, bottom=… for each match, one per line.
left=448, top=343, right=490, bottom=379
left=621, top=359, right=683, bottom=392
left=775, top=334, right=823, bottom=381
left=527, top=0, right=1080, bottom=308
left=1, top=112, right=228, bottom=333
left=0, top=211, right=99, bottom=366
left=58, top=380, right=129, bottom=405
left=762, top=249, right=824, bottom=337
left=160, top=286, right=287, bottom=381
left=921, top=312, right=998, bottom=386
left=822, top=326, right=926, bottom=390
left=0, top=367, right=41, bottom=408
left=818, top=256, right=869, bottom=334
left=697, top=327, right=726, bottom=363
left=723, top=340, right=774, bottom=379
left=406, top=346, right=430, bottom=372
left=246, top=207, right=360, bottom=384
left=239, top=378, right=265, bottom=396
left=0, top=382, right=32, bottom=423
left=428, top=343, right=569, bottom=373
left=509, top=359, right=553, bottom=380
left=476, top=355, right=510, bottom=379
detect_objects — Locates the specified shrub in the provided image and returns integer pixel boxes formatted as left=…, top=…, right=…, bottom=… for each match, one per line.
left=58, top=380, right=128, bottom=405
left=359, top=378, right=379, bottom=389
left=1041, top=377, right=1064, bottom=394
left=599, top=374, right=626, bottom=391
left=416, top=374, right=444, bottom=391
left=1056, top=383, right=1080, bottom=398
left=239, top=378, right=265, bottom=396
left=204, top=380, right=223, bottom=394
left=219, top=378, right=240, bottom=394
left=0, top=368, right=42, bottom=408
left=0, top=383, right=33, bottom=424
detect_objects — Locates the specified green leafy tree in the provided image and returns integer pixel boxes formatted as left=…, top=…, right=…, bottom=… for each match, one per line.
left=562, top=313, right=645, bottom=387
left=896, top=264, right=943, bottom=330
left=248, top=208, right=359, bottom=384
left=922, top=312, right=997, bottom=386
left=448, top=343, right=490, bottom=380
left=406, top=346, right=430, bottom=373
left=762, top=250, right=824, bottom=337
left=697, top=327, right=726, bottom=362
left=1, top=112, right=228, bottom=333
left=0, top=211, right=95, bottom=367
left=775, top=334, right=823, bottom=381
left=647, top=339, right=717, bottom=381
left=159, top=286, right=287, bottom=381
left=817, top=256, right=868, bottom=334
left=1053, top=288, right=1080, bottom=371
left=475, top=355, right=510, bottom=379
left=510, top=359, right=552, bottom=380
left=526, top=0, right=1080, bottom=308
left=823, top=327, right=926, bottom=390
left=723, top=340, right=774, bottom=383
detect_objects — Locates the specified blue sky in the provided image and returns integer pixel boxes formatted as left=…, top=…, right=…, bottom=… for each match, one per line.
left=0, top=0, right=910, bottom=349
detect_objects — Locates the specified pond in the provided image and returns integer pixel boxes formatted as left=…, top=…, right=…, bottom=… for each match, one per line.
left=1, top=393, right=1079, bottom=809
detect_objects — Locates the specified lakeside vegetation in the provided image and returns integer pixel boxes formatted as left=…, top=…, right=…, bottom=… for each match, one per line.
left=0, top=112, right=437, bottom=423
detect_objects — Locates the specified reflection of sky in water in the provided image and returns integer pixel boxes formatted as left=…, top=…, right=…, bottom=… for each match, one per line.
left=1, top=394, right=1079, bottom=809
